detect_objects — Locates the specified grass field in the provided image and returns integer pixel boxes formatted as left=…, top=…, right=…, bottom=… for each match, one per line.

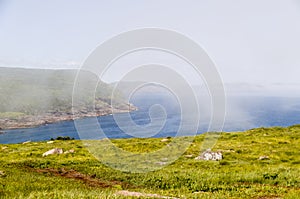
left=1, top=125, right=300, bottom=198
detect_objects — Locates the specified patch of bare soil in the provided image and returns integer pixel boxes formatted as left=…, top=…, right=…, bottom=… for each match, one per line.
left=33, top=168, right=177, bottom=198
left=34, top=168, right=126, bottom=188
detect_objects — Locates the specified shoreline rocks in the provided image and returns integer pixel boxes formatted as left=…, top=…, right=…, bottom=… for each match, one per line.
left=0, top=105, right=137, bottom=130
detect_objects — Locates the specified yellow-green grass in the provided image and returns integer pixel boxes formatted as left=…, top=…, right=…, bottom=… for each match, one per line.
left=0, top=112, right=25, bottom=119
left=0, top=125, right=300, bottom=198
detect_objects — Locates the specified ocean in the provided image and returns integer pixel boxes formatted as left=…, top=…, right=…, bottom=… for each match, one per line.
left=1, top=94, right=300, bottom=144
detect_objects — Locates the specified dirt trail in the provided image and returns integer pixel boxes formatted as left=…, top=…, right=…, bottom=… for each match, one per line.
left=34, top=168, right=124, bottom=188
left=33, top=168, right=178, bottom=198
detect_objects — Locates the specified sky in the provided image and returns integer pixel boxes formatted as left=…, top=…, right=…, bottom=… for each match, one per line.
left=0, top=0, right=300, bottom=88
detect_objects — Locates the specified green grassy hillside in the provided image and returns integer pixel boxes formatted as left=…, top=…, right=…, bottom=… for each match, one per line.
left=0, top=67, right=133, bottom=129
left=0, top=125, right=300, bottom=198
left=0, top=67, right=125, bottom=114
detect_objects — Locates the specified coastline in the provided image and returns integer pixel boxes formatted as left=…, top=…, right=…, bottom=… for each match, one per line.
left=0, top=105, right=137, bottom=131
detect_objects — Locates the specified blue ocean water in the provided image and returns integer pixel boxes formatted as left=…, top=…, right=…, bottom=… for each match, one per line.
left=1, top=95, right=300, bottom=144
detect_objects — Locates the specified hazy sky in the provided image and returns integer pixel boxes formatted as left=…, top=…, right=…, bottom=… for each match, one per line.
left=0, top=0, right=300, bottom=86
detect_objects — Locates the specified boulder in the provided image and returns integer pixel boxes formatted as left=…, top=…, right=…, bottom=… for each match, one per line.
left=258, top=155, right=269, bottom=160
left=0, top=171, right=5, bottom=176
left=195, top=149, right=223, bottom=161
left=64, top=149, right=75, bottom=154
left=42, top=148, right=63, bottom=157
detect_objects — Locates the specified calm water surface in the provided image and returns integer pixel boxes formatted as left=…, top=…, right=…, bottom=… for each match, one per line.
left=1, top=95, right=300, bottom=144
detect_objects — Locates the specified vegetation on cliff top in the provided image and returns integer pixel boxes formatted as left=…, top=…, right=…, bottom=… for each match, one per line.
left=0, top=67, right=126, bottom=115
left=0, top=67, right=134, bottom=129
left=0, top=125, right=300, bottom=198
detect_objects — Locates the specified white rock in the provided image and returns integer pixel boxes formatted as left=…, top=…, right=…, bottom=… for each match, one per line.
left=64, top=149, right=75, bottom=154
left=0, top=171, right=5, bottom=176
left=195, top=149, right=223, bottom=161
left=258, top=155, right=269, bottom=160
left=47, top=141, right=54, bottom=144
left=42, top=148, right=63, bottom=157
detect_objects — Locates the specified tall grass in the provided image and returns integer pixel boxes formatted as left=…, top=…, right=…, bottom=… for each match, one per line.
left=0, top=125, right=299, bottom=198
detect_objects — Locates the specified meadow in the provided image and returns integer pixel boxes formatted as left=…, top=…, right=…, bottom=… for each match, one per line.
left=0, top=125, right=300, bottom=198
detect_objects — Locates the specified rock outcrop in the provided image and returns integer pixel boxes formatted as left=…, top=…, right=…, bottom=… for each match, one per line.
left=195, top=149, right=223, bottom=161
left=0, top=105, right=137, bottom=130
left=64, top=149, right=75, bottom=154
left=258, top=155, right=269, bottom=160
left=0, top=171, right=5, bottom=176
left=42, top=148, right=63, bottom=157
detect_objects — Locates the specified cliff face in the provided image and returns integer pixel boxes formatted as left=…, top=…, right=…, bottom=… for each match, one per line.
left=0, top=67, right=137, bottom=130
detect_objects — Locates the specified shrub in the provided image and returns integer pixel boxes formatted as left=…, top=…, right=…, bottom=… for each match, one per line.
left=263, top=173, right=278, bottom=180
